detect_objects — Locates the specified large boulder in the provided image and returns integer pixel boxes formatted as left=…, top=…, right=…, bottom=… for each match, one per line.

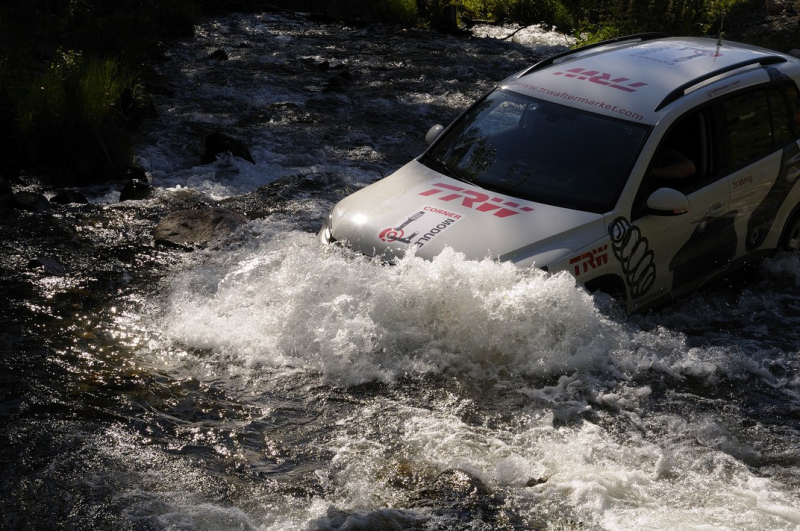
left=154, top=206, right=247, bottom=247
left=202, top=131, right=255, bottom=164
left=27, top=256, right=71, bottom=276
left=13, top=191, right=50, bottom=213
left=119, top=179, right=153, bottom=201
left=766, top=0, right=785, bottom=13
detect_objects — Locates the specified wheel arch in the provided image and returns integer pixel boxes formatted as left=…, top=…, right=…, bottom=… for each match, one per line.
left=584, top=274, right=626, bottom=300
left=778, top=203, right=800, bottom=250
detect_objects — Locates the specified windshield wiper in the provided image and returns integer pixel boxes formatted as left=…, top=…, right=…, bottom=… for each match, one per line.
left=424, top=154, right=552, bottom=206
left=424, top=154, right=470, bottom=184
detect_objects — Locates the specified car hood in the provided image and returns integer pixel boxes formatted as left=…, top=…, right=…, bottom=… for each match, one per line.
left=328, top=159, right=608, bottom=267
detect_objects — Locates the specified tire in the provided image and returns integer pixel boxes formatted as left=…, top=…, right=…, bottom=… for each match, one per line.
left=781, top=212, right=800, bottom=253
left=585, top=275, right=626, bottom=300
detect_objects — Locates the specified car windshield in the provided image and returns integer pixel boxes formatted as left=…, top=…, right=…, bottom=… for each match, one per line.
left=423, top=89, right=650, bottom=213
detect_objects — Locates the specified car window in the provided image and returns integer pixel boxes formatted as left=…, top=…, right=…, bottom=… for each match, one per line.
left=651, top=111, right=710, bottom=192
left=768, top=86, right=792, bottom=146
left=724, top=89, right=772, bottom=169
left=719, top=83, right=800, bottom=172
left=633, top=109, right=712, bottom=218
left=481, top=99, right=528, bottom=135
left=423, top=90, right=650, bottom=213
left=785, top=83, right=800, bottom=135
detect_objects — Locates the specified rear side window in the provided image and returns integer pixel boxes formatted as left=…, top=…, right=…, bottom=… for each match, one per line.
left=768, top=86, right=792, bottom=145
left=783, top=83, right=800, bottom=134
left=721, top=82, right=800, bottom=172
left=723, top=89, right=772, bottom=169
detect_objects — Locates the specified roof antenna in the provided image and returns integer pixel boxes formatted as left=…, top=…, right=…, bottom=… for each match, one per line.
left=716, top=14, right=725, bottom=46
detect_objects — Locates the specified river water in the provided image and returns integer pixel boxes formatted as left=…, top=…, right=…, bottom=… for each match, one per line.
left=2, top=11, right=800, bottom=530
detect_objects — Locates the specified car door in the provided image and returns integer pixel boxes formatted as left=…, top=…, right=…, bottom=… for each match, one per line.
left=726, top=84, right=800, bottom=256
left=625, top=109, right=734, bottom=310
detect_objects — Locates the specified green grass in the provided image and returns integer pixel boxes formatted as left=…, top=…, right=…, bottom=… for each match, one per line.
left=17, top=50, right=140, bottom=180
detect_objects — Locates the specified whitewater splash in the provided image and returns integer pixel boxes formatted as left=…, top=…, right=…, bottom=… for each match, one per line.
left=145, top=223, right=800, bottom=529
left=161, top=230, right=613, bottom=384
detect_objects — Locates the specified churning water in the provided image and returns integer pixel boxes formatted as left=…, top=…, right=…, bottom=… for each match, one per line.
left=3, top=11, right=800, bottom=531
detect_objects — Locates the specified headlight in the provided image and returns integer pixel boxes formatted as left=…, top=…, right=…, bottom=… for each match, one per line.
left=318, top=211, right=335, bottom=244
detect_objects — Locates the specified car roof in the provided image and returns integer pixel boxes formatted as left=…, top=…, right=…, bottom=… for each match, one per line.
left=502, top=34, right=800, bottom=125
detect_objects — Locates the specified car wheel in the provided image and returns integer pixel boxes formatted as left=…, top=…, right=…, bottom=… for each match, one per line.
left=782, top=212, right=800, bottom=253
left=585, top=275, right=626, bottom=300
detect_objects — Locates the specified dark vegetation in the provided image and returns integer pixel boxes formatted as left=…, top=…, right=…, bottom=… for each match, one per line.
left=0, top=0, right=796, bottom=186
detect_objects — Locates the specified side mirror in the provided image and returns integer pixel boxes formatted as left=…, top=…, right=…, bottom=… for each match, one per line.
left=425, top=124, right=444, bottom=145
left=647, top=187, right=690, bottom=215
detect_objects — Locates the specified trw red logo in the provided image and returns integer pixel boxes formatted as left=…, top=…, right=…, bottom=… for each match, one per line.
left=569, top=244, right=609, bottom=276
left=418, top=183, right=534, bottom=218
left=553, top=68, right=647, bottom=93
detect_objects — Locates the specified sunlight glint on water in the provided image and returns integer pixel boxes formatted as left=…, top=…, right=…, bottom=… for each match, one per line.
left=150, top=227, right=800, bottom=530
left=162, top=231, right=620, bottom=385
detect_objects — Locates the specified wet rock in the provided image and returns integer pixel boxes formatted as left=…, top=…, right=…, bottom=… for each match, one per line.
left=417, top=469, right=493, bottom=503
left=125, top=166, right=149, bottom=182
left=410, top=468, right=517, bottom=526
left=13, top=191, right=50, bottom=213
left=208, top=49, right=229, bottom=61
left=323, top=71, right=353, bottom=92
left=753, top=23, right=771, bottom=36
left=766, top=0, right=785, bottom=13
left=221, top=172, right=350, bottom=231
left=50, top=190, right=89, bottom=205
left=154, top=207, right=247, bottom=247
left=119, top=179, right=153, bottom=201
left=27, top=256, right=70, bottom=276
left=315, top=506, right=427, bottom=530
left=202, top=131, right=255, bottom=164
left=139, top=65, right=175, bottom=97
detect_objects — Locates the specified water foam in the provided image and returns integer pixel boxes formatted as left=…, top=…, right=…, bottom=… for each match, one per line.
left=159, top=226, right=800, bottom=393
left=161, top=229, right=627, bottom=385
left=300, top=393, right=800, bottom=531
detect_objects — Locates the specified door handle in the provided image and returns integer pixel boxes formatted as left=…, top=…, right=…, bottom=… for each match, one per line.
left=708, top=202, right=726, bottom=215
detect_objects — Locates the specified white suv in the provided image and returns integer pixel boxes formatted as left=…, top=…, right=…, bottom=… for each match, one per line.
left=319, top=34, right=800, bottom=312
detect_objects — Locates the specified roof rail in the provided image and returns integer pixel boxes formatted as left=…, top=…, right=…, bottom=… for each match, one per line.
left=517, top=32, right=670, bottom=78
left=654, top=55, right=788, bottom=111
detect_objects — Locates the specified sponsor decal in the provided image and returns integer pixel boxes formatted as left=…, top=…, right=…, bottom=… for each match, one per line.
left=609, top=217, right=656, bottom=299
left=419, top=182, right=534, bottom=218
left=552, top=67, right=647, bottom=93
left=378, top=207, right=462, bottom=248
left=569, top=244, right=609, bottom=276
left=507, top=81, right=645, bottom=121
left=705, top=80, right=741, bottom=99
left=379, top=211, right=424, bottom=244
left=732, top=175, right=753, bottom=189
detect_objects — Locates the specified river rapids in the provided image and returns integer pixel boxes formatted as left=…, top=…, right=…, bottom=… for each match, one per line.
left=2, top=11, right=800, bottom=531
